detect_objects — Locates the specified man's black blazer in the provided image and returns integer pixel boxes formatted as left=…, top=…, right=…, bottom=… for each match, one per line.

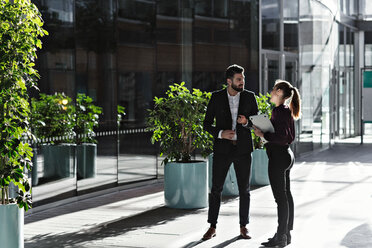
left=203, top=89, right=258, bottom=155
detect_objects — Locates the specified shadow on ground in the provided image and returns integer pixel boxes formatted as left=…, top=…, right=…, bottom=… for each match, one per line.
left=341, top=223, right=372, bottom=248
left=25, top=206, right=198, bottom=247
left=297, top=144, right=372, bottom=164
left=25, top=196, right=242, bottom=248
left=25, top=183, right=164, bottom=224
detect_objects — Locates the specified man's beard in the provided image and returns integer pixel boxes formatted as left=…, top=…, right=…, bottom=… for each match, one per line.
left=231, top=83, right=243, bottom=92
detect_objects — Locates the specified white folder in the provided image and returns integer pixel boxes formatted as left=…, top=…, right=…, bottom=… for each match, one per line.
left=249, top=114, right=274, bottom=143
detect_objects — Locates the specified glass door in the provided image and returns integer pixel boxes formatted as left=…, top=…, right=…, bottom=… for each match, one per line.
left=284, top=57, right=298, bottom=86
left=330, top=68, right=338, bottom=140
left=339, top=70, right=347, bottom=138
left=262, top=53, right=280, bottom=93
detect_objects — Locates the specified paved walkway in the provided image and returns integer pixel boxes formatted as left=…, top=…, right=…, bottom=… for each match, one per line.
left=24, top=143, right=372, bottom=248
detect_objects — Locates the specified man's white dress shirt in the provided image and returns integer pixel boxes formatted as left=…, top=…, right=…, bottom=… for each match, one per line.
left=218, top=90, right=247, bottom=140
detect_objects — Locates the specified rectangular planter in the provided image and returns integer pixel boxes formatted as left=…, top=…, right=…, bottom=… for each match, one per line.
left=164, top=161, right=208, bottom=209
left=42, top=144, right=76, bottom=179
left=0, top=204, right=24, bottom=248
left=77, top=143, right=97, bottom=179
left=251, top=149, right=270, bottom=185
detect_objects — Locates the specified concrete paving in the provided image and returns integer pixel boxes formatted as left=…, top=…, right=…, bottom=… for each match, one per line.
left=24, top=143, right=372, bottom=248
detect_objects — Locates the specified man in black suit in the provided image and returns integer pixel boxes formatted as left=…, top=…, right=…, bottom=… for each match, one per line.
left=202, top=64, right=258, bottom=240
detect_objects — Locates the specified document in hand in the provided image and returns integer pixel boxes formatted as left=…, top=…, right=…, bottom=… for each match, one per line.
left=249, top=114, right=274, bottom=143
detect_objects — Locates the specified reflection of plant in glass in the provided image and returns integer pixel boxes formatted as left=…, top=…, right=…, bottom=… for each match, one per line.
left=252, top=93, right=275, bottom=149
left=117, top=105, right=126, bottom=127
left=0, top=0, right=47, bottom=210
left=31, top=93, right=76, bottom=144
left=76, top=93, right=102, bottom=144
left=147, top=82, right=213, bottom=164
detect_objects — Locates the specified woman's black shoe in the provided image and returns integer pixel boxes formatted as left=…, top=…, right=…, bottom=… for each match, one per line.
left=262, top=233, right=287, bottom=247
left=286, top=232, right=291, bottom=244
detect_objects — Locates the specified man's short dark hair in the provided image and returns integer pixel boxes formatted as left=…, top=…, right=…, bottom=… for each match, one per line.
left=225, top=64, right=244, bottom=81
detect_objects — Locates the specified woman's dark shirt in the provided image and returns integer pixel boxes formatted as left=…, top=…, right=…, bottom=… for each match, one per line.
left=263, top=104, right=295, bottom=146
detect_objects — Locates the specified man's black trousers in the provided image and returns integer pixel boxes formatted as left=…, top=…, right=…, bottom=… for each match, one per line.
left=208, top=144, right=252, bottom=226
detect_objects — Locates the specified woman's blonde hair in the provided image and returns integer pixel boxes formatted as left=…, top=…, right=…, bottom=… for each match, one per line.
left=274, top=79, right=301, bottom=120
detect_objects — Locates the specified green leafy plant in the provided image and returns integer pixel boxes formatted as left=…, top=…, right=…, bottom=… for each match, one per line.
left=147, top=82, right=213, bottom=164
left=117, top=105, right=126, bottom=127
left=252, top=93, right=275, bottom=149
left=76, top=93, right=102, bottom=144
left=31, top=93, right=76, bottom=144
left=0, top=0, right=47, bottom=210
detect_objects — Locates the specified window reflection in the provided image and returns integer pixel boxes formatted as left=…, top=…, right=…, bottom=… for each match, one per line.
left=195, top=0, right=228, bottom=18
left=40, top=0, right=74, bottom=23
left=341, top=0, right=357, bottom=16
left=117, top=0, right=158, bottom=184
left=158, top=0, right=179, bottom=17
left=119, top=0, right=155, bottom=21
left=76, top=0, right=117, bottom=191
left=365, top=32, right=372, bottom=66
left=284, top=0, right=299, bottom=53
left=363, top=0, right=372, bottom=19
left=32, top=0, right=76, bottom=206
left=262, top=0, right=280, bottom=50
left=35, top=0, right=75, bottom=96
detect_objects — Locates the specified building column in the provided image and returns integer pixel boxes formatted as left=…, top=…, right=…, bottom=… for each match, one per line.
left=354, top=31, right=364, bottom=136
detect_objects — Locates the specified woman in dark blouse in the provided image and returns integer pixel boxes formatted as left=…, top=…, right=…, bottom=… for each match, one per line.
left=253, top=80, right=301, bottom=247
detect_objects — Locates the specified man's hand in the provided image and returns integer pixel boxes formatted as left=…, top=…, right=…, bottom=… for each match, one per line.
left=253, top=125, right=264, bottom=137
left=221, top=130, right=236, bottom=140
left=237, top=115, right=248, bottom=125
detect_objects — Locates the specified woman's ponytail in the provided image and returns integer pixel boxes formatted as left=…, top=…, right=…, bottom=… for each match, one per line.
left=290, top=87, right=301, bottom=120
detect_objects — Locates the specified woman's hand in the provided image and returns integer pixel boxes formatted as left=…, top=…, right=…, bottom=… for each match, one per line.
left=253, top=125, right=264, bottom=137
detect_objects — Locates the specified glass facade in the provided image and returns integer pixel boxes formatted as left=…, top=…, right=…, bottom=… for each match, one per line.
left=296, top=0, right=360, bottom=152
left=27, top=0, right=371, bottom=206
left=30, top=0, right=259, bottom=206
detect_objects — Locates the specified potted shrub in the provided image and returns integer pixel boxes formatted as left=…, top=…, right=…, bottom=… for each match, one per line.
left=147, top=82, right=213, bottom=209
left=0, top=0, right=47, bottom=246
left=75, top=93, right=102, bottom=179
left=31, top=93, right=76, bottom=180
left=251, top=93, right=274, bottom=185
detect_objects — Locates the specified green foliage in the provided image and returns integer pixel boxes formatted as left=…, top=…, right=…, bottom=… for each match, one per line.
left=76, top=93, right=102, bottom=144
left=31, top=93, right=76, bottom=144
left=147, top=82, right=213, bottom=164
left=252, top=93, right=275, bottom=149
left=117, top=105, right=126, bottom=127
left=0, top=0, right=47, bottom=210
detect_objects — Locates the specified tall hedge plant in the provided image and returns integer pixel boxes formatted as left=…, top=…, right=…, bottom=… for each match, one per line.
left=0, top=0, right=47, bottom=210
